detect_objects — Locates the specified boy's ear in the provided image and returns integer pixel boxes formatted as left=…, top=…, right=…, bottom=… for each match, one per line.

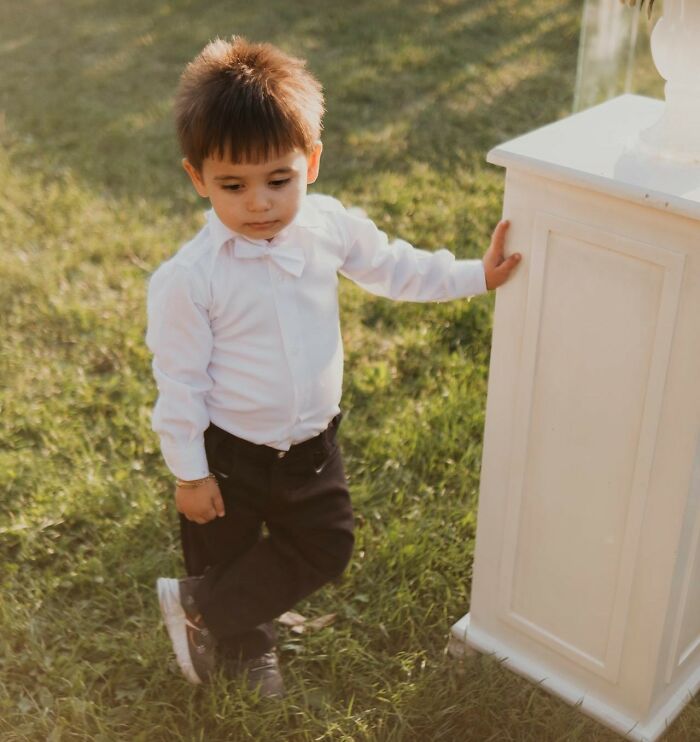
left=306, top=142, right=323, bottom=185
left=182, top=158, right=209, bottom=198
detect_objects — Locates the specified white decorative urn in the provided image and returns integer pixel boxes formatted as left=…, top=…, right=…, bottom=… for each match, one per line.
left=637, top=0, right=700, bottom=162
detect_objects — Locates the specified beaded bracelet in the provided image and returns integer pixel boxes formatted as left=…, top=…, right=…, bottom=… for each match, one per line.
left=175, top=473, right=216, bottom=489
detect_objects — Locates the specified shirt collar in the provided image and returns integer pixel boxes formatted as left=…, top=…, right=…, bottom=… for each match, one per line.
left=207, top=195, right=322, bottom=253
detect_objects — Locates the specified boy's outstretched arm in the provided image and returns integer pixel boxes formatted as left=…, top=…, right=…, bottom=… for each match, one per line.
left=482, top=220, right=521, bottom=290
left=333, top=204, right=518, bottom=302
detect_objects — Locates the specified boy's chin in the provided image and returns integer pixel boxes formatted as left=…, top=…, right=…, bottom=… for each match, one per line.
left=241, top=220, right=283, bottom=240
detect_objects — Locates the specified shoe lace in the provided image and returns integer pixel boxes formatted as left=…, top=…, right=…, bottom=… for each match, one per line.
left=185, top=614, right=211, bottom=644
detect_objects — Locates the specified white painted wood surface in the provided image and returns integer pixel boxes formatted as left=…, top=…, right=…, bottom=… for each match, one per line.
left=451, top=94, right=700, bottom=741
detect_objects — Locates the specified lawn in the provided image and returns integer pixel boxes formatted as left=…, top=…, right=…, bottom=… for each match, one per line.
left=1, top=0, right=696, bottom=740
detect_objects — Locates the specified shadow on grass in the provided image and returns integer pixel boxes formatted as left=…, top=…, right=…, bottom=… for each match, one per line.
left=1, top=0, right=581, bottom=212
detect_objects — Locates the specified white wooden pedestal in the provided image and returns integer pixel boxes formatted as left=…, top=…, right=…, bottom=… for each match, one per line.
left=451, top=94, right=700, bottom=741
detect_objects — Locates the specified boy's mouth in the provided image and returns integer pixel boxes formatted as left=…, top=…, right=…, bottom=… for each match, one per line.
left=247, top=220, right=278, bottom=230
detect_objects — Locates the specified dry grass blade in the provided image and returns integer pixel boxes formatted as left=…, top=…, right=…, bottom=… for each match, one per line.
left=277, top=611, right=337, bottom=634
left=276, top=610, right=307, bottom=627
left=305, top=613, right=337, bottom=631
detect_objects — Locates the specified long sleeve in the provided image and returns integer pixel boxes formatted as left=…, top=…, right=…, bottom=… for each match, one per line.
left=336, top=210, right=487, bottom=301
left=145, top=260, right=214, bottom=480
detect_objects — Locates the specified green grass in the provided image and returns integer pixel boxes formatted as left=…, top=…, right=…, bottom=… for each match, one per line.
left=0, top=0, right=695, bottom=740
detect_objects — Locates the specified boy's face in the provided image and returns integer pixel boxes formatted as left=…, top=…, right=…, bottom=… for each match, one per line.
left=183, top=144, right=322, bottom=241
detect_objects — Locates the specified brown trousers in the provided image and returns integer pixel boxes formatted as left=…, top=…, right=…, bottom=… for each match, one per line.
left=179, top=413, right=354, bottom=659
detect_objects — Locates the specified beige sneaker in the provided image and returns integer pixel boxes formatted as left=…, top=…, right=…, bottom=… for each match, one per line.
left=156, top=576, right=217, bottom=684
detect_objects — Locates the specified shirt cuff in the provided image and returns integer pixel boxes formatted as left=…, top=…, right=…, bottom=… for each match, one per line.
left=161, top=437, right=210, bottom=480
left=447, top=258, right=488, bottom=299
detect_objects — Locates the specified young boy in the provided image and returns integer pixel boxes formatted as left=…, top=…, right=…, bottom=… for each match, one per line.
left=146, top=35, right=521, bottom=698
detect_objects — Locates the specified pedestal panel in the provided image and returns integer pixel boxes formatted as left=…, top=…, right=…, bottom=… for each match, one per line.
left=498, top=213, right=685, bottom=682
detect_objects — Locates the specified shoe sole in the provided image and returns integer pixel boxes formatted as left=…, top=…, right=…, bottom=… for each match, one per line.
left=156, top=577, right=203, bottom=685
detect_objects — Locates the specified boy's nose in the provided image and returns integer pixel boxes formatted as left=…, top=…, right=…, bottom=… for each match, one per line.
left=247, top=191, right=272, bottom=212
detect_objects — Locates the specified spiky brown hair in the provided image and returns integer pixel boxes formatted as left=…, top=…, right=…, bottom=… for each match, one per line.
left=174, top=36, right=324, bottom=171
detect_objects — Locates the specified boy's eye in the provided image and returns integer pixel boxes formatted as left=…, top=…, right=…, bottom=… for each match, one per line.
left=222, top=184, right=242, bottom=191
left=269, top=178, right=291, bottom=187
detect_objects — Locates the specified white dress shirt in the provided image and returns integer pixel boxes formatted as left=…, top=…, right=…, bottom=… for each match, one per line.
left=146, top=194, right=487, bottom=480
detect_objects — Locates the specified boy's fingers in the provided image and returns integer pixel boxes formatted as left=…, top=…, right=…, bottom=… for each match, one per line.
left=489, top=253, right=521, bottom=288
left=212, top=490, right=226, bottom=517
left=485, top=221, right=510, bottom=269
left=498, top=253, right=521, bottom=276
left=491, top=220, right=510, bottom=253
left=193, top=508, right=217, bottom=524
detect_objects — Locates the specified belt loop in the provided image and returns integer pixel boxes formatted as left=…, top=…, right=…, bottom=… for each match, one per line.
left=323, top=412, right=341, bottom=451
left=333, top=411, right=342, bottom=436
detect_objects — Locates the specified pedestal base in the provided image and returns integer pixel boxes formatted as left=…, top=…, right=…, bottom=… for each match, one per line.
left=450, top=613, right=700, bottom=742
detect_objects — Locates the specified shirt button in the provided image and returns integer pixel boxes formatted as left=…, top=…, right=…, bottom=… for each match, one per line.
left=277, top=451, right=286, bottom=459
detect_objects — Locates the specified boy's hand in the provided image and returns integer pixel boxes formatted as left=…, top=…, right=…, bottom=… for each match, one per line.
left=482, top=219, right=522, bottom=290
left=175, top=478, right=225, bottom=524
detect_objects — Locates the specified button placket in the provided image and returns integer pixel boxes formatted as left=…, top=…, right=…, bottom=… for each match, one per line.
left=268, top=262, right=303, bottom=423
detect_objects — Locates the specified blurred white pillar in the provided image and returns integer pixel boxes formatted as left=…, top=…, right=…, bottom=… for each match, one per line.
left=574, top=0, right=640, bottom=111
left=450, top=94, right=700, bottom=742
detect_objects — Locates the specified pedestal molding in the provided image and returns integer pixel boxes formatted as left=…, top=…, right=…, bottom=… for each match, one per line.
left=665, top=432, right=700, bottom=682
left=451, top=613, right=700, bottom=742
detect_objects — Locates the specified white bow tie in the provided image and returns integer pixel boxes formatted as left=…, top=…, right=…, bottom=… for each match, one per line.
left=233, top=236, right=305, bottom=277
